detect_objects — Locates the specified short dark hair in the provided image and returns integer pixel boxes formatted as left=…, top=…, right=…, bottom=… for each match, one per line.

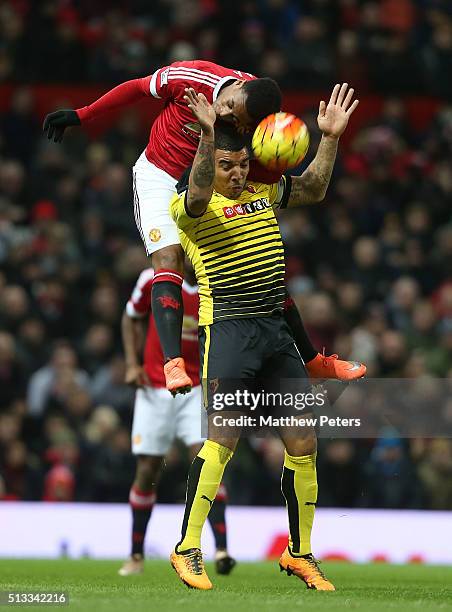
left=214, top=124, right=248, bottom=152
left=242, top=78, right=282, bottom=123
left=175, top=126, right=248, bottom=193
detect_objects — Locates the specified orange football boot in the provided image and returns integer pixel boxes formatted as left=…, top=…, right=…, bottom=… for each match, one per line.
left=305, top=351, right=366, bottom=381
left=279, top=547, right=335, bottom=591
left=170, top=548, right=213, bottom=590
left=164, top=357, right=193, bottom=396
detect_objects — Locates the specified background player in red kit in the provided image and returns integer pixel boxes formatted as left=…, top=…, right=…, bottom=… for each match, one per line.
left=119, top=263, right=235, bottom=576
left=43, top=60, right=366, bottom=394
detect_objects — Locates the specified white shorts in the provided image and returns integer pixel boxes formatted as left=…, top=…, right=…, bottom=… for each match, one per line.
left=131, top=385, right=206, bottom=456
left=132, top=151, right=180, bottom=255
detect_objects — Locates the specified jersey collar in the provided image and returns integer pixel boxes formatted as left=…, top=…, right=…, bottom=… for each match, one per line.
left=213, top=76, right=237, bottom=101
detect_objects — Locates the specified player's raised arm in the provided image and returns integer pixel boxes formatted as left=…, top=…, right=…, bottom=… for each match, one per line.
left=184, top=88, right=217, bottom=217
left=287, top=83, right=359, bottom=207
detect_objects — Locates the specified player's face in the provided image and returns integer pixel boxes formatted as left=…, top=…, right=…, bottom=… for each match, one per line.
left=213, top=81, right=253, bottom=131
left=214, top=148, right=250, bottom=199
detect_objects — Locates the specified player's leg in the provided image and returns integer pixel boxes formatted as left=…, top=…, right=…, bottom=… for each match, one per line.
left=283, top=288, right=366, bottom=381
left=278, top=422, right=333, bottom=590
left=119, top=454, right=163, bottom=576
left=171, top=321, right=256, bottom=589
left=152, top=244, right=192, bottom=394
left=132, top=154, right=191, bottom=395
left=119, top=386, right=174, bottom=575
left=177, top=384, right=234, bottom=571
left=170, top=431, right=238, bottom=590
left=262, top=330, right=335, bottom=591
left=187, top=440, right=236, bottom=575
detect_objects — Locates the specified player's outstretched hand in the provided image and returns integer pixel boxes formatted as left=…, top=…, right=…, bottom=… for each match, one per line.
left=43, top=109, right=81, bottom=143
left=183, top=88, right=216, bottom=135
left=125, top=364, right=151, bottom=388
left=317, top=83, right=359, bottom=139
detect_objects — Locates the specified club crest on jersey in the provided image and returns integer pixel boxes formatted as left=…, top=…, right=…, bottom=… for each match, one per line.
left=149, top=228, right=161, bottom=242
left=223, top=197, right=271, bottom=218
left=182, top=122, right=201, bottom=141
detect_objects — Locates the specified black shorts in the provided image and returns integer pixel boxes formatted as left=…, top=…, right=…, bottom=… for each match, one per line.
left=199, top=314, right=309, bottom=414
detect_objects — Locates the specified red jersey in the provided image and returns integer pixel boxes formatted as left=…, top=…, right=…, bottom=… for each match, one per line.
left=146, top=61, right=255, bottom=178
left=76, top=60, right=282, bottom=183
left=126, top=268, right=200, bottom=388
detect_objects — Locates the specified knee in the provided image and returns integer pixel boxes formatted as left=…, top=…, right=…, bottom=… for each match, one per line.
left=285, top=429, right=317, bottom=457
left=152, top=246, right=184, bottom=273
left=135, top=456, right=161, bottom=490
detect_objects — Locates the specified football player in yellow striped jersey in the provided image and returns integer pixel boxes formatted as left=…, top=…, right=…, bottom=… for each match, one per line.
left=169, top=85, right=359, bottom=591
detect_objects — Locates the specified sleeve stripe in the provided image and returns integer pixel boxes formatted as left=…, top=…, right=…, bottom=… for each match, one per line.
left=168, top=75, right=216, bottom=88
left=150, top=70, right=161, bottom=98
left=170, top=67, right=220, bottom=85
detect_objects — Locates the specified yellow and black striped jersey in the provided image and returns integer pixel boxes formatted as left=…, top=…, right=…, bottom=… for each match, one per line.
left=170, top=176, right=291, bottom=326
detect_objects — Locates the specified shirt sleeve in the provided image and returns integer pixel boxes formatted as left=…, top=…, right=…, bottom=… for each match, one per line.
left=268, top=175, right=292, bottom=209
left=170, top=191, right=197, bottom=231
left=126, top=269, right=154, bottom=318
left=76, top=77, right=151, bottom=123
left=149, top=62, right=208, bottom=100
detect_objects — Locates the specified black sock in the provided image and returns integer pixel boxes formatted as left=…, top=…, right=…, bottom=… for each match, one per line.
left=130, top=485, right=155, bottom=556
left=207, top=484, right=228, bottom=550
left=283, top=289, right=317, bottom=363
left=151, top=271, right=184, bottom=360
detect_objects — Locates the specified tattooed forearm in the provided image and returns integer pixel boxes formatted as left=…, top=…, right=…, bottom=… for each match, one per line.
left=288, top=135, right=338, bottom=206
left=192, top=137, right=215, bottom=188
left=187, top=131, right=215, bottom=215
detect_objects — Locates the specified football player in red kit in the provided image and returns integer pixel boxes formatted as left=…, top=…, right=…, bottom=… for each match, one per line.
left=119, top=263, right=235, bottom=576
left=43, top=61, right=366, bottom=394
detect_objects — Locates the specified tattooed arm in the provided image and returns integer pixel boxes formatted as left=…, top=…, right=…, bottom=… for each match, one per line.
left=183, top=88, right=217, bottom=216
left=287, top=83, right=359, bottom=207
left=288, top=135, right=338, bottom=206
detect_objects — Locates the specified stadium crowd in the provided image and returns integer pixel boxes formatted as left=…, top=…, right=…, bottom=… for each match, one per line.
left=0, top=0, right=452, bottom=97
left=0, top=0, right=452, bottom=510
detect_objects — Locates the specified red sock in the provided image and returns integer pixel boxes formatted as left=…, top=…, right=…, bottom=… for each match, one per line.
left=129, top=485, right=156, bottom=556
left=207, top=483, right=228, bottom=550
left=152, top=269, right=184, bottom=360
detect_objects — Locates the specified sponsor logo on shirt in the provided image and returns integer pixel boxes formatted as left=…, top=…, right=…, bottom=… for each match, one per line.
left=182, top=122, right=202, bottom=141
left=222, top=198, right=271, bottom=218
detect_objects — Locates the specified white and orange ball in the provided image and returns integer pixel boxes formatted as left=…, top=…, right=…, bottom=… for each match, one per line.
left=252, top=112, right=310, bottom=172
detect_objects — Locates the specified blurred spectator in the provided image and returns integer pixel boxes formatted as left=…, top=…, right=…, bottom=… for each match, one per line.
left=90, top=355, right=135, bottom=415
left=0, top=332, right=25, bottom=406
left=26, top=342, right=90, bottom=417
left=417, top=439, right=452, bottom=509
left=361, top=435, right=423, bottom=508
left=317, top=440, right=362, bottom=507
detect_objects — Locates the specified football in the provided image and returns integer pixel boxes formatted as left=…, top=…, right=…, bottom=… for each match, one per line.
left=252, top=111, right=310, bottom=172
